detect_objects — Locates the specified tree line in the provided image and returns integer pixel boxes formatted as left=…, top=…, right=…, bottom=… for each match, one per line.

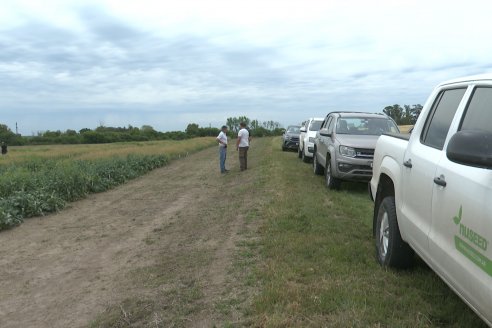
left=225, top=116, right=283, bottom=136
left=0, top=116, right=284, bottom=146
left=383, top=104, right=423, bottom=125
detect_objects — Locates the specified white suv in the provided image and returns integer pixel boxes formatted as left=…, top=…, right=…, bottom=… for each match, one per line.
left=298, top=118, right=324, bottom=163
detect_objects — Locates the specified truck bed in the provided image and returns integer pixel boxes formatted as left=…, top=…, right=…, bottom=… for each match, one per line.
left=383, top=133, right=411, bottom=141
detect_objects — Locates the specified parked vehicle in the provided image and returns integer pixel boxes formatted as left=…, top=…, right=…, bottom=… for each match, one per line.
left=282, top=125, right=301, bottom=151
left=298, top=118, right=324, bottom=162
left=370, top=74, right=492, bottom=326
left=313, top=112, right=399, bottom=189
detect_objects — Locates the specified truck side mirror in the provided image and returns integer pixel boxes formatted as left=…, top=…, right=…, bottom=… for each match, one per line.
left=300, top=127, right=306, bottom=133
left=447, top=130, right=492, bottom=169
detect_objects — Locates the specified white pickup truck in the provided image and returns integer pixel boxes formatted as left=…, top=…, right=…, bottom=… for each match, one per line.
left=370, top=74, right=492, bottom=326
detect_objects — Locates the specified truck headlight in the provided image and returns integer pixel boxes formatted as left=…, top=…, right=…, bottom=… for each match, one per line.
left=339, top=145, right=356, bottom=157
left=309, top=137, right=315, bottom=143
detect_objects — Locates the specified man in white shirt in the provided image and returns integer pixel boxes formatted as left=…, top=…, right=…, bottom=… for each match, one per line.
left=236, top=122, right=251, bottom=171
left=216, top=125, right=229, bottom=173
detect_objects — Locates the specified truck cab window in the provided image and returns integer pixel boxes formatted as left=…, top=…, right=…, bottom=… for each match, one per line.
left=421, top=88, right=466, bottom=150
left=460, top=87, right=492, bottom=132
left=326, top=117, right=334, bottom=133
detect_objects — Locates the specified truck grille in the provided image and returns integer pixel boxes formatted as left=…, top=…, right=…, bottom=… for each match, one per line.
left=290, top=136, right=299, bottom=142
left=354, top=148, right=374, bottom=159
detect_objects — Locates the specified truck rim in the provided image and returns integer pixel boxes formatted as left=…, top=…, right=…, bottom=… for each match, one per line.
left=379, top=212, right=389, bottom=258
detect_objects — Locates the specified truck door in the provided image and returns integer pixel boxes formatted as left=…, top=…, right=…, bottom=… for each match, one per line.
left=400, top=88, right=467, bottom=258
left=430, top=86, right=492, bottom=319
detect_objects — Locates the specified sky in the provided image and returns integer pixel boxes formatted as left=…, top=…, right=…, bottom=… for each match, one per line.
left=1, top=0, right=492, bottom=135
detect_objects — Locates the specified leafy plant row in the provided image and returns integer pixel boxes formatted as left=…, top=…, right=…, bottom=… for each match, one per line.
left=0, top=154, right=168, bottom=230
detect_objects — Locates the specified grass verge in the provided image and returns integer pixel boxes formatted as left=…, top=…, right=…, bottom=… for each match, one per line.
left=251, top=137, right=485, bottom=327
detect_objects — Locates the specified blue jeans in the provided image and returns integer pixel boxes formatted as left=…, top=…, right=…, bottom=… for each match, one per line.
left=219, top=146, right=227, bottom=172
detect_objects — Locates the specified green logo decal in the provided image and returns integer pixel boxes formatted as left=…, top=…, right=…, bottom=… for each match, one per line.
left=453, top=206, right=492, bottom=277
left=455, top=236, right=492, bottom=276
left=453, top=205, right=462, bottom=225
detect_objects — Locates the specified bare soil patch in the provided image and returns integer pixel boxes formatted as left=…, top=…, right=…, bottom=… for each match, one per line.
left=0, top=141, right=267, bottom=328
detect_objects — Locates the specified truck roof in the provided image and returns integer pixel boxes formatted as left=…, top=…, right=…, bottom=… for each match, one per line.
left=328, top=111, right=389, bottom=119
left=440, top=73, right=492, bottom=87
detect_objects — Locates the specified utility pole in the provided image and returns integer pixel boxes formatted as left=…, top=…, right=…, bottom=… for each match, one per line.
left=15, top=122, right=18, bottom=135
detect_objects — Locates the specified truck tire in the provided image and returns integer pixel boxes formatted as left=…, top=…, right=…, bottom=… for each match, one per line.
left=313, top=152, right=324, bottom=175
left=325, top=160, right=341, bottom=190
left=298, top=145, right=303, bottom=158
left=375, top=196, right=414, bottom=268
left=302, top=149, right=310, bottom=163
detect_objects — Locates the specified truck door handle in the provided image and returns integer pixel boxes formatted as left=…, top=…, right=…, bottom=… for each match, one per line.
left=433, top=176, right=447, bottom=187
left=403, top=159, right=412, bottom=168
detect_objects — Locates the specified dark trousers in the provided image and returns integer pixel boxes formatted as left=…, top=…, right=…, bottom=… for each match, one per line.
left=239, top=147, right=249, bottom=170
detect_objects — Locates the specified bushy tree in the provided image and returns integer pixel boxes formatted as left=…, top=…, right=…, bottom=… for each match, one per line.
left=383, top=104, right=423, bottom=125
left=0, top=124, right=22, bottom=145
left=185, top=123, right=200, bottom=137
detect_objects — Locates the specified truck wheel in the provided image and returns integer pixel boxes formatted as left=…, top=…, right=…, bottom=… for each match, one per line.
left=298, top=145, right=303, bottom=158
left=313, top=152, right=324, bottom=175
left=375, top=196, right=414, bottom=268
left=302, top=149, right=310, bottom=163
left=282, top=145, right=287, bottom=151
left=325, top=161, right=341, bottom=190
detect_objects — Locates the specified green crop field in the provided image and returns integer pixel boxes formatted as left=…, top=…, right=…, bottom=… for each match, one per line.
left=0, top=138, right=216, bottom=230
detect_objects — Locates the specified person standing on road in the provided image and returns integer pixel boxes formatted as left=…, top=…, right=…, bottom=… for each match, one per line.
left=216, top=125, right=229, bottom=173
left=236, top=122, right=251, bottom=171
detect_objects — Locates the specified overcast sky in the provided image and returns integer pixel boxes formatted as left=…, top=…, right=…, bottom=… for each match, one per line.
left=1, top=0, right=492, bottom=134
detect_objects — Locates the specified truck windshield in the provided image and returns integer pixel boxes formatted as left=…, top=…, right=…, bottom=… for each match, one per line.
left=287, top=126, right=301, bottom=133
left=336, top=118, right=399, bottom=135
left=309, top=120, right=323, bottom=131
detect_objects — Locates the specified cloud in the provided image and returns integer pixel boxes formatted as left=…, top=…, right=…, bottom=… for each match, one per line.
left=1, top=0, right=492, bottom=134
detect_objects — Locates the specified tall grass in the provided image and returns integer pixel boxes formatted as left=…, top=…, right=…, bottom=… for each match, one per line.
left=0, top=138, right=216, bottom=230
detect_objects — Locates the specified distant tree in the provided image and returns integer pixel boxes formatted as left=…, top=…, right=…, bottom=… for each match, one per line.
left=237, top=116, right=250, bottom=127
left=226, top=116, right=252, bottom=132
left=43, top=130, right=62, bottom=138
left=81, top=131, right=108, bottom=144
left=383, top=104, right=404, bottom=124
left=383, top=104, right=423, bottom=125
left=185, top=123, right=200, bottom=137
left=198, top=127, right=219, bottom=137
left=410, top=104, right=423, bottom=123
left=0, top=124, right=17, bottom=144
left=226, top=117, right=240, bottom=132
left=141, top=125, right=158, bottom=138
left=79, top=128, right=91, bottom=134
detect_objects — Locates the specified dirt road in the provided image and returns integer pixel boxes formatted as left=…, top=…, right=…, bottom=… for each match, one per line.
left=0, top=140, right=268, bottom=327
